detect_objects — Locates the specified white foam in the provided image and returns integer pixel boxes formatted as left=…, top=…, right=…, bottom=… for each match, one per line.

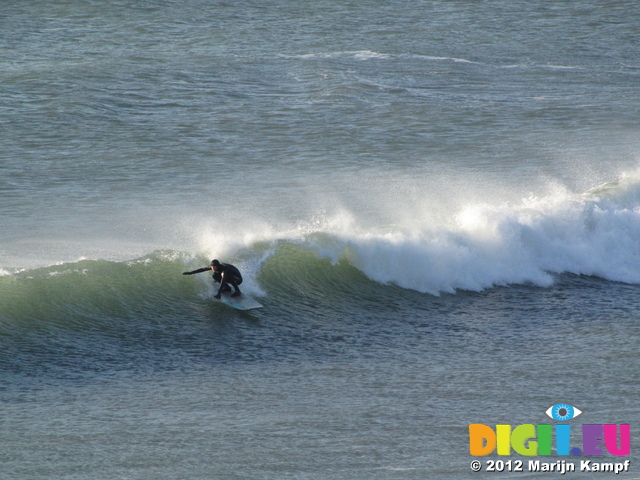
left=282, top=173, right=640, bottom=294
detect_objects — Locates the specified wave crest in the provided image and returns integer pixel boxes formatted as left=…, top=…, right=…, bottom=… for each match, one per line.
left=273, top=174, right=640, bottom=294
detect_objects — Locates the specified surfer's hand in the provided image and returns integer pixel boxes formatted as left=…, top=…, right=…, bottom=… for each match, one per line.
left=182, top=272, right=190, bottom=275
left=215, top=293, right=221, bottom=300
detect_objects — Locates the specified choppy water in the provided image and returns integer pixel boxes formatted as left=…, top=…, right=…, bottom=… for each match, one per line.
left=1, top=1, right=640, bottom=478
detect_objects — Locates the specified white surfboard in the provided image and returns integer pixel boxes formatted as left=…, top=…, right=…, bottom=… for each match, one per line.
left=218, top=292, right=263, bottom=311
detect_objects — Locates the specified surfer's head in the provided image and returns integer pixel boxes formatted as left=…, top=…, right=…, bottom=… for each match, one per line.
left=210, top=259, right=220, bottom=270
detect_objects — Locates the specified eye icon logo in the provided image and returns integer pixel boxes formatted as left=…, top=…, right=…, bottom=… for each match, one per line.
left=545, top=403, right=582, bottom=421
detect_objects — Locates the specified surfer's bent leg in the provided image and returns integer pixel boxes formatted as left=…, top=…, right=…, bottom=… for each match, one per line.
left=213, top=272, right=232, bottom=293
left=228, top=275, right=242, bottom=297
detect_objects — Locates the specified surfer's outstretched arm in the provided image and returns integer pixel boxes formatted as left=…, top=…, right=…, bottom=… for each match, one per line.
left=182, top=267, right=210, bottom=275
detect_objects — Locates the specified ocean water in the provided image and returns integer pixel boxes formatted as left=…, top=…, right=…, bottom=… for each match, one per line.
left=1, top=1, right=640, bottom=478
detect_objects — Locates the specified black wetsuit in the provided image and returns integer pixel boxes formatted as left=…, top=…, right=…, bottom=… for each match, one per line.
left=183, top=263, right=243, bottom=296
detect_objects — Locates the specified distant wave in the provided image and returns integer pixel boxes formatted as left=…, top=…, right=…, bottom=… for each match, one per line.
left=499, top=62, right=583, bottom=71
left=280, top=51, right=480, bottom=65
left=402, top=53, right=481, bottom=65
left=279, top=50, right=392, bottom=60
left=279, top=51, right=588, bottom=72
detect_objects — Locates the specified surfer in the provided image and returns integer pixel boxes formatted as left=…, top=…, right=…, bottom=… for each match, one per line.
left=183, top=259, right=243, bottom=298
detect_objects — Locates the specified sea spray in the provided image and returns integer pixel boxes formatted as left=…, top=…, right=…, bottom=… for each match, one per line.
left=264, top=174, right=640, bottom=295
